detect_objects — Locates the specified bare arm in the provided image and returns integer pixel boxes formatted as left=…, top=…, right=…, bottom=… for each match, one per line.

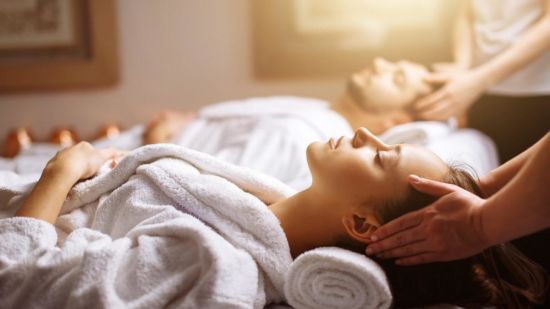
left=16, top=143, right=120, bottom=224
left=453, top=0, right=473, bottom=69
left=16, top=165, right=80, bottom=224
left=365, top=133, right=550, bottom=265
left=480, top=135, right=545, bottom=196
left=480, top=132, right=550, bottom=246
left=415, top=0, right=550, bottom=120
left=474, top=0, right=550, bottom=87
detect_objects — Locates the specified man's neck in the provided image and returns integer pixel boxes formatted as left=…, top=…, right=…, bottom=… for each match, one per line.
left=269, top=188, right=345, bottom=258
left=330, top=96, right=412, bottom=135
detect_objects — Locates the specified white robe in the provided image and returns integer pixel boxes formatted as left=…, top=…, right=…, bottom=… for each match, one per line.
left=173, top=96, right=353, bottom=190
left=0, top=144, right=295, bottom=309
left=0, top=96, right=498, bottom=187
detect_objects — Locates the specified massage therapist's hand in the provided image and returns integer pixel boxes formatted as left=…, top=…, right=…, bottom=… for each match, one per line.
left=365, top=175, right=490, bottom=265
left=414, top=68, right=486, bottom=121
left=47, top=142, right=123, bottom=182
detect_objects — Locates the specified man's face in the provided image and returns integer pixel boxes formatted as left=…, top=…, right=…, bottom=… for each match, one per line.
left=346, top=58, right=432, bottom=113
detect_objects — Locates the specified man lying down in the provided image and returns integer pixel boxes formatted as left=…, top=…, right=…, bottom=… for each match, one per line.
left=0, top=128, right=544, bottom=308
left=135, top=58, right=498, bottom=190
left=0, top=59, right=497, bottom=189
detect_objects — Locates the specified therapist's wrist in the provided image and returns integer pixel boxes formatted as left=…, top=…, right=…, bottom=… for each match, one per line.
left=478, top=173, right=497, bottom=198
left=470, top=201, right=493, bottom=251
left=471, top=63, right=502, bottom=90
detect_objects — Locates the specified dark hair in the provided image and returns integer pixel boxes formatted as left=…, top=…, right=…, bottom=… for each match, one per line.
left=348, top=167, right=548, bottom=308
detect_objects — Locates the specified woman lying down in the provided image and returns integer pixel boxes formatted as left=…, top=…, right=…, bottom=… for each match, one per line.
left=0, top=127, right=546, bottom=308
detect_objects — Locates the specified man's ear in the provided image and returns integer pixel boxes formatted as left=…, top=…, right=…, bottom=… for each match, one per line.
left=342, top=212, right=380, bottom=244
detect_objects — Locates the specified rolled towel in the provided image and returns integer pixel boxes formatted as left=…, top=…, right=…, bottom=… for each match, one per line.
left=285, top=247, right=392, bottom=309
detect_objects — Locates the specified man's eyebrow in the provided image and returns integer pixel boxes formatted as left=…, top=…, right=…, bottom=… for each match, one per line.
left=385, top=145, right=402, bottom=169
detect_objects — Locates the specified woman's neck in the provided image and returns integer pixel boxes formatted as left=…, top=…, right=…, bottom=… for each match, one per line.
left=269, top=188, right=346, bottom=258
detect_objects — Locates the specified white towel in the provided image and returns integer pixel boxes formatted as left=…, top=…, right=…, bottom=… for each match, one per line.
left=285, top=247, right=392, bottom=309
left=173, top=96, right=353, bottom=190
left=0, top=144, right=295, bottom=309
left=378, top=121, right=455, bottom=145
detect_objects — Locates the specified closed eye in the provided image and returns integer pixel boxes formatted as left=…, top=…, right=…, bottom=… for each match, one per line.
left=393, top=69, right=406, bottom=87
left=375, top=149, right=383, bottom=167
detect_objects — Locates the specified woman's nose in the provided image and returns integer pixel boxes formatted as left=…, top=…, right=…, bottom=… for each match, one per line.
left=354, top=127, right=389, bottom=149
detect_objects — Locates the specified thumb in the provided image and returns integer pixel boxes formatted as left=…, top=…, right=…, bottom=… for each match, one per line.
left=409, top=175, right=458, bottom=197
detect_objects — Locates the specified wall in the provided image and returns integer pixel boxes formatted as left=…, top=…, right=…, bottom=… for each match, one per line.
left=0, top=0, right=343, bottom=143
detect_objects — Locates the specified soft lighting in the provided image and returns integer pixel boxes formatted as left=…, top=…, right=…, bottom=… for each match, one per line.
left=293, top=0, right=442, bottom=48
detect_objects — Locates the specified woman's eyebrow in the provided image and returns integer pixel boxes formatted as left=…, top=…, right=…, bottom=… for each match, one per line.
left=391, top=145, right=403, bottom=167
left=395, top=145, right=402, bottom=156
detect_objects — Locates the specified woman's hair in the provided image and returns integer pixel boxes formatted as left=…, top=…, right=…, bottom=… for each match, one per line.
left=346, top=166, right=549, bottom=308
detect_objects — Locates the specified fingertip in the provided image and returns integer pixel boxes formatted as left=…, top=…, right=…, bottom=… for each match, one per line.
left=370, top=235, right=378, bottom=242
left=409, top=174, right=421, bottom=184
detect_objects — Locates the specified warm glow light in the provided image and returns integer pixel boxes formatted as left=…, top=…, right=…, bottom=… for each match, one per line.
left=293, top=0, right=442, bottom=48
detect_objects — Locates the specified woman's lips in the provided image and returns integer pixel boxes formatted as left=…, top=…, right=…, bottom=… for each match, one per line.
left=335, top=136, right=344, bottom=149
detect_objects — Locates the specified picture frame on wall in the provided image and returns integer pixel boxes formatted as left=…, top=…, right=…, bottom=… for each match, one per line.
left=0, top=0, right=119, bottom=92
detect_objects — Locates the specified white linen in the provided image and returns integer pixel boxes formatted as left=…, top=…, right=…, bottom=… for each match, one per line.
left=0, top=96, right=498, bottom=184
left=0, top=144, right=295, bottom=309
left=379, top=121, right=454, bottom=145
left=173, top=96, right=353, bottom=190
left=426, top=128, right=499, bottom=177
left=285, top=247, right=392, bottom=309
left=379, top=121, right=499, bottom=176
left=0, top=143, right=60, bottom=174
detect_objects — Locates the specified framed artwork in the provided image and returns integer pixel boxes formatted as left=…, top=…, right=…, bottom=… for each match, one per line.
left=0, top=0, right=118, bottom=91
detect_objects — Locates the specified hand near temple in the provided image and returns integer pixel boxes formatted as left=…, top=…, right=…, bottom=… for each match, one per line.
left=143, top=110, right=196, bottom=144
left=413, top=68, right=486, bottom=121
left=365, top=175, right=489, bottom=266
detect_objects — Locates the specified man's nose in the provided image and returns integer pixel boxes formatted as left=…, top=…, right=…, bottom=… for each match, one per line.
left=373, top=57, right=391, bottom=74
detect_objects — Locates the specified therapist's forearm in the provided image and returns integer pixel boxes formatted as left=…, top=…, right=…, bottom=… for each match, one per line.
left=473, top=4, right=550, bottom=87
left=480, top=134, right=545, bottom=196
left=453, top=0, right=473, bottom=69
left=479, top=133, right=550, bottom=247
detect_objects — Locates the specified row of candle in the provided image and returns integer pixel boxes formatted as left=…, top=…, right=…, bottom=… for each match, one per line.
left=2, top=125, right=122, bottom=158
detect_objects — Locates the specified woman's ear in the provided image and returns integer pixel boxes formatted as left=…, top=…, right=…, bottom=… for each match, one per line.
left=342, top=212, right=380, bottom=244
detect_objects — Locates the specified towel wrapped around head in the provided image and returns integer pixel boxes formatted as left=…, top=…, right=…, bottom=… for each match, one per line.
left=285, top=247, right=392, bottom=309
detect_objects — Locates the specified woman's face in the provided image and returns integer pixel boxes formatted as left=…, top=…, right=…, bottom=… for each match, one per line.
left=347, top=58, right=432, bottom=112
left=307, top=127, right=448, bottom=206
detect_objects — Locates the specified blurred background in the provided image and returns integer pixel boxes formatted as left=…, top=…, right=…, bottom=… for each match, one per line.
left=0, top=0, right=459, bottom=147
